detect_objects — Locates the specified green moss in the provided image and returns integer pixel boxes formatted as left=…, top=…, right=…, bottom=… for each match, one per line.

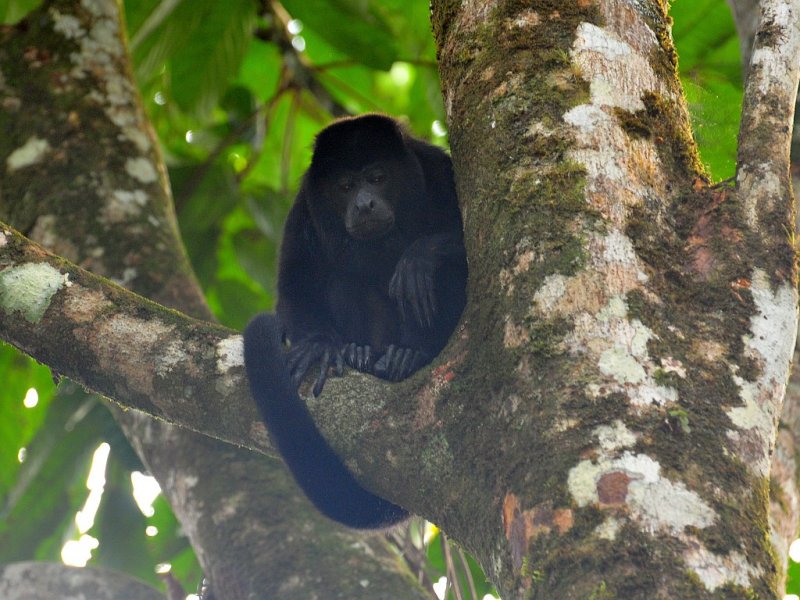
left=613, top=107, right=652, bottom=139
left=641, top=92, right=708, bottom=181
left=653, top=368, right=680, bottom=388
left=525, top=521, right=711, bottom=598
left=586, top=581, right=613, bottom=600
left=666, top=408, right=691, bottom=434
left=619, top=232, right=777, bottom=594
left=526, top=317, right=572, bottom=356
left=686, top=480, right=777, bottom=597
left=716, top=584, right=762, bottom=599
left=430, top=0, right=461, bottom=51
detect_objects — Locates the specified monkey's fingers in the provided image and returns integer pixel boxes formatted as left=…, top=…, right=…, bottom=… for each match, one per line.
left=385, top=346, right=400, bottom=381
left=354, top=344, right=368, bottom=371
left=334, top=348, right=344, bottom=377
left=393, top=348, right=415, bottom=381
left=373, top=347, right=392, bottom=380
left=344, top=343, right=374, bottom=372
left=286, top=349, right=304, bottom=380
left=361, top=345, right=373, bottom=371
left=312, top=350, right=330, bottom=397
left=288, top=349, right=317, bottom=389
left=344, top=343, right=356, bottom=368
left=412, top=269, right=436, bottom=329
left=389, top=269, right=408, bottom=321
left=374, top=346, right=429, bottom=381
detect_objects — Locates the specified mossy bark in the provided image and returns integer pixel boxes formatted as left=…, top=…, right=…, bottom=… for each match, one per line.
left=431, top=0, right=799, bottom=597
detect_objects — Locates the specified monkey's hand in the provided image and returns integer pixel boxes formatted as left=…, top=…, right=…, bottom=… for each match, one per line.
left=286, top=334, right=344, bottom=396
left=389, top=239, right=438, bottom=329
left=373, top=345, right=431, bottom=381
left=343, top=343, right=376, bottom=373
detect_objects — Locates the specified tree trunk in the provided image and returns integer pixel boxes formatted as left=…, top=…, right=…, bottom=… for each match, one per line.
left=428, top=0, right=799, bottom=597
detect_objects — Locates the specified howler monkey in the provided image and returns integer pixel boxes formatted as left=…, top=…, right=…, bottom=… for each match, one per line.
left=243, top=114, right=467, bottom=528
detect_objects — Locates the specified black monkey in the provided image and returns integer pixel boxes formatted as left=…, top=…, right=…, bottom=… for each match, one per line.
left=244, top=114, right=467, bottom=528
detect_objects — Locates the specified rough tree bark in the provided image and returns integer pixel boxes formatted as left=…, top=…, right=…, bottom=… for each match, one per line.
left=726, top=0, right=800, bottom=587
left=428, top=0, right=800, bottom=597
left=727, top=0, right=761, bottom=70
left=1, top=0, right=799, bottom=599
left=0, top=562, right=164, bottom=600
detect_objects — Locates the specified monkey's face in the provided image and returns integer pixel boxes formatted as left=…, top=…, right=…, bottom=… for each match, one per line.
left=331, top=164, right=397, bottom=241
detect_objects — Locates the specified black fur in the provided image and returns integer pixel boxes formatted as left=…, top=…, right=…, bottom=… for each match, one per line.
left=243, top=114, right=467, bottom=528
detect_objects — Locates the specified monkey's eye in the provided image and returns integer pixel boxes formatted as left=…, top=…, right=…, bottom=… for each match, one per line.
left=366, top=170, right=385, bottom=184
left=338, top=179, right=354, bottom=192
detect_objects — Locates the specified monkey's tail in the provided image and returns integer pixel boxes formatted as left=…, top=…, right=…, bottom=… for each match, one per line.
left=243, top=313, right=409, bottom=529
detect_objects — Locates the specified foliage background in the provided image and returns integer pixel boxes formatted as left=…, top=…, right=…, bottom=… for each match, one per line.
left=0, top=0, right=769, bottom=597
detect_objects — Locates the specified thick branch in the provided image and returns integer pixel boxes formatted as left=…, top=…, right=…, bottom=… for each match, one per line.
left=0, top=224, right=259, bottom=448
left=728, top=0, right=800, bottom=581
left=0, top=562, right=164, bottom=600
left=736, top=0, right=800, bottom=222
left=0, top=224, right=458, bottom=518
left=431, top=0, right=798, bottom=597
left=726, top=0, right=760, bottom=71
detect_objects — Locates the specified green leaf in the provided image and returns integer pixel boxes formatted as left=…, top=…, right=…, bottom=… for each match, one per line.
left=0, top=0, right=42, bottom=24
left=131, top=0, right=257, bottom=116
left=426, top=531, right=497, bottom=598
left=671, top=0, right=738, bottom=77
left=172, top=162, right=239, bottom=287
left=788, top=556, right=800, bottom=595
left=91, top=456, right=155, bottom=585
left=170, top=0, right=257, bottom=116
left=214, top=278, right=270, bottom=330
left=0, top=392, right=115, bottom=562
left=0, top=343, right=55, bottom=497
left=681, top=76, right=740, bottom=179
left=122, top=0, right=161, bottom=39
left=130, top=0, right=192, bottom=81
left=281, top=0, right=399, bottom=70
left=235, top=39, right=283, bottom=102
left=672, top=0, right=742, bottom=180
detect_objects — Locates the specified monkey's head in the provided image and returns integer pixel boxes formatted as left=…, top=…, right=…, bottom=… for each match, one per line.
left=308, top=114, right=426, bottom=241
left=328, top=161, right=396, bottom=240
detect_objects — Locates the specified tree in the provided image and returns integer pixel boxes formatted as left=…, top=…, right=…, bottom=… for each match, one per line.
left=1, top=0, right=798, bottom=599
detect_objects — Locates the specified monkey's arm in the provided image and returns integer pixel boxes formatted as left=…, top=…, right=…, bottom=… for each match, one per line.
left=388, top=229, right=466, bottom=329
left=276, top=204, right=344, bottom=395
left=377, top=229, right=466, bottom=381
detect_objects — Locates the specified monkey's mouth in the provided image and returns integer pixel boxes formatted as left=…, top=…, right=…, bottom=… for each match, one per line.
left=346, top=217, right=395, bottom=240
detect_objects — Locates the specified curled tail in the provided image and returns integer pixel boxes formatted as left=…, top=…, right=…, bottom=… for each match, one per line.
left=243, top=313, right=408, bottom=529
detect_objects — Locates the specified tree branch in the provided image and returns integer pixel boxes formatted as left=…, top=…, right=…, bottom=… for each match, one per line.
left=0, top=223, right=460, bottom=518
left=726, top=0, right=760, bottom=72
left=0, top=562, right=164, bottom=600
left=728, top=0, right=800, bottom=582
left=431, top=0, right=798, bottom=596
left=0, top=224, right=260, bottom=448
left=736, top=0, right=800, bottom=226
